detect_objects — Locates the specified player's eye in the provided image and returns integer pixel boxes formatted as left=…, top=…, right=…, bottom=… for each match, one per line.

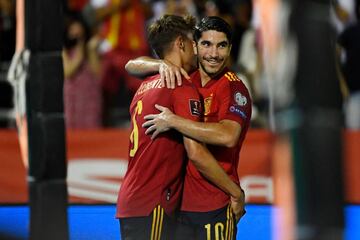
left=201, top=41, right=211, bottom=47
left=218, top=42, right=228, bottom=49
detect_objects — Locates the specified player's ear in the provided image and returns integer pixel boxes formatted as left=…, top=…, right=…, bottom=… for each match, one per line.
left=193, top=41, right=198, bottom=55
left=178, top=36, right=185, bottom=51
left=174, top=36, right=184, bottom=50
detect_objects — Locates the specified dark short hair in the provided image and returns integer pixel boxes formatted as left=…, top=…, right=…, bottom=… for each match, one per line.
left=148, top=14, right=196, bottom=58
left=64, top=11, right=91, bottom=42
left=194, top=16, right=233, bottom=43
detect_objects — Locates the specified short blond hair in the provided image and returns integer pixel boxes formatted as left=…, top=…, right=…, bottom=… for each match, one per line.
left=148, top=14, right=196, bottom=58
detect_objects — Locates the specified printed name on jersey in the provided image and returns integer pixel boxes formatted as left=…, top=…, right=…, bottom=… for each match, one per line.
left=225, top=72, right=241, bottom=82
left=234, top=92, right=247, bottom=106
left=189, top=99, right=201, bottom=116
left=136, top=78, right=162, bottom=96
left=229, top=105, right=247, bottom=119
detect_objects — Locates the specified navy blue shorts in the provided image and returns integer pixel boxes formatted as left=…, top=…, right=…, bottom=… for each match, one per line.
left=175, top=204, right=237, bottom=240
left=119, top=205, right=176, bottom=240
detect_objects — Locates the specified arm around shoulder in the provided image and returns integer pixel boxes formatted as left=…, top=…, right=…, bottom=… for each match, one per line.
left=125, top=56, right=162, bottom=77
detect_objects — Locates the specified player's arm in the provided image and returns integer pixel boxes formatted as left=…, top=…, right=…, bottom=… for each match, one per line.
left=144, top=105, right=241, bottom=148
left=144, top=80, right=250, bottom=147
left=183, top=137, right=245, bottom=219
left=125, top=56, right=189, bottom=88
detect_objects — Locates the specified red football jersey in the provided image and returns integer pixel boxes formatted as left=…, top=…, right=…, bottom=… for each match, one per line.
left=181, top=68, right=252, bottom=212
left=116, top=74, right=201, bottom=218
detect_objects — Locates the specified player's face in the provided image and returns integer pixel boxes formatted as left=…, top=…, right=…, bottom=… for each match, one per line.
left=194, top=30, right=231, bottom=77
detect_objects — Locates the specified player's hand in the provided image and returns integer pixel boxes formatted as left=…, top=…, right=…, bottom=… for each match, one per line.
left=142, top=104, right=173, bottom=139
left=159, top=60, right=190, bottom=89
left=230, top=191, right=246, bottom=222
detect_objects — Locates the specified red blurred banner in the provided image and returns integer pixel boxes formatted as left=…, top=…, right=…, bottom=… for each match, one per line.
left=0, top=129, right=359, bottom=204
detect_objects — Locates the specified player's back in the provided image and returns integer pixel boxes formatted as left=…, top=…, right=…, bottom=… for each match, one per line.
left=117, top=74, right=200, bottom=218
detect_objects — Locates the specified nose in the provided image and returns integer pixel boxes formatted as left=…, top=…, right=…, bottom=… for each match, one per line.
left=209, top=46, right=219, bottom=58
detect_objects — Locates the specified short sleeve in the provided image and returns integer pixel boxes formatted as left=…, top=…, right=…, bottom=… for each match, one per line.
left=172, top=82, right=201, bottom=122
left=217, top=77, right=252, bottom=128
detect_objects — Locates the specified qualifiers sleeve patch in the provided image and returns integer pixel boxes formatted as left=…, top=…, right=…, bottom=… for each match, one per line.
left=234, top=92, right=247, bottom=106
left=189, top=99, right=201, bottom=116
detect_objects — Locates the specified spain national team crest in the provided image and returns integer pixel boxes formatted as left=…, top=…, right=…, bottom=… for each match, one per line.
left=234, top=92, right=247, bottom=106
left=203, top=95, right=213, bottom=116
left=189, top=99, right=201, bottom=116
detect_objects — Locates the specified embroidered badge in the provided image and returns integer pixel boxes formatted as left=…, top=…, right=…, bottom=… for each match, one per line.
left=234, top=92, right=247, bottom=106
left=203, top=95, right=213, bottom=116
left=189, top=99, right=201, bottom=116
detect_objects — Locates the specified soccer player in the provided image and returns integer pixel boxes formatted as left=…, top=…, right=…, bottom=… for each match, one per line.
left=127, top=16, right=251, bottom=239
left=116, top=15, right=244, bottom=240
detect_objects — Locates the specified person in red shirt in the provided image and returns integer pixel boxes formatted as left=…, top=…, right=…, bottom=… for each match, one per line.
left=116, top=15, right=244, bottom=240
left=127, top=16, right=251, bottom=240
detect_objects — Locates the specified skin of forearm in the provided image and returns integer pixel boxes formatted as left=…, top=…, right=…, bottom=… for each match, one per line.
left=184, top=138, right=242, bottom=199
left=125, top=57, right=162, bottom=77
left=171, top=114, right=240, bottom=148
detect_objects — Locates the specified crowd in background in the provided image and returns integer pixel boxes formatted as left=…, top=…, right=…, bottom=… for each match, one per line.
left=0, top=0, right=359, bottom=130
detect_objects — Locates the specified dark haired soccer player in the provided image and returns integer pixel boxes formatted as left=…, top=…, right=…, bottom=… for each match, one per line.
left=116, top=15, right=244, bottom=240
left=128, top=16, right=251, bottom=239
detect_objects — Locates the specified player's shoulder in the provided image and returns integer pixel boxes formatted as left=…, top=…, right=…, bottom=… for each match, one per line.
left=220, top=70, right=249, bottom=92
left=221, top=70, right=243, bottom=84
left=172, top=78, right=200, bottom=100
left=175, top=78, right=198, bottom=91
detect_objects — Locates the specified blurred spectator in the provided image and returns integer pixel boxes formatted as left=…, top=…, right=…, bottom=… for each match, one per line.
left=231, top=0, right=252, bottom=64
left=88, top=0, right=149, bottom=94
left=236, top=26, right=267, bottom=128
left=82, top=0, right=150, bottom=126
left=235, top=2, right=269, bottom=128
left=0, top=0, right=15, bottom=62
left=166, top=0, right=197, bottom=17
left=203, top=0, right=232, bottom=21
left=338, top=1, right=360, bottom=129
left=331, top=0, right=356, bottom=34
left=0, top=0, right=15, bottom=128
left=67, top=0, right=89, bottom=12
left=147, top=0, right=199, bottom=27
left=63, top=13, right=103, bottom=129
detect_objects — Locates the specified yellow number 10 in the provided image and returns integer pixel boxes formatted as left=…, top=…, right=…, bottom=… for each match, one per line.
left=205, top=222, right=225, bottom=240
left=129, top=100, right=143, bottom=157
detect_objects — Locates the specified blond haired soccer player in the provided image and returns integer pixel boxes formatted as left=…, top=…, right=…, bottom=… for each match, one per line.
left=116, top=15, right=244, bottom=240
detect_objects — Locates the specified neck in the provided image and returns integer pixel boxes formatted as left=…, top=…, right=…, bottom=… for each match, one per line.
left=199, top=68, right=211, bottom=87
left=163, top=52, right=183, bottom=70
left=199, top=65, right=226, bottom=86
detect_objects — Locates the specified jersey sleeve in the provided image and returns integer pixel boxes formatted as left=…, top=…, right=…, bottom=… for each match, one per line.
left=217, top=75, right=252, bottom=128
left=172, top=82, right=201, bottom=122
